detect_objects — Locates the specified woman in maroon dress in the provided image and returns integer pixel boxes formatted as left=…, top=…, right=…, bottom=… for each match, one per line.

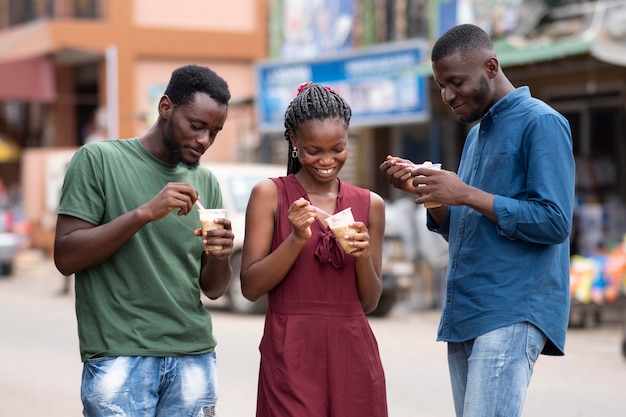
left=241, top=82, right=388, bottom=417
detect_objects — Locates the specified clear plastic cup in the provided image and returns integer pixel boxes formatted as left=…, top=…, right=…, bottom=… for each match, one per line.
left=325, top=207, right=358, bottom=254
left=417, top=161, right=442, bottom=208
left=198, top=208, right=227, bottom=251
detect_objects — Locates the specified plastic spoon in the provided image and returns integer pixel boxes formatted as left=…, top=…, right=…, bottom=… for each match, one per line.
left=311, top=205, right=331, bottom=225
left=195, top=200, right=206, bottom=210
left=394, top=162, right=416, bottom=168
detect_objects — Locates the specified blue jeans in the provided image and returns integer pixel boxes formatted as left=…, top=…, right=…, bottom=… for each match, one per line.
left=81, top=352, right=218, bottom=417
left=447, top=322, right=547, bottom=417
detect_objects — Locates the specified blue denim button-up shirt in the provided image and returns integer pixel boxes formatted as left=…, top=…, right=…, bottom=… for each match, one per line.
left=428, top=87, right=575, bottom=355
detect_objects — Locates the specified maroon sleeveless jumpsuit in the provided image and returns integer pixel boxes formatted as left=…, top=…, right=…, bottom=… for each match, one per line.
left=255, top=174, right=388, bottom=417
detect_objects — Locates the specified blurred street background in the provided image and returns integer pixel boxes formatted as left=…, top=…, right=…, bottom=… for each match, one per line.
left=1, top=249, right=625, bottom=417
left=2, top=1, right=626, bottom=416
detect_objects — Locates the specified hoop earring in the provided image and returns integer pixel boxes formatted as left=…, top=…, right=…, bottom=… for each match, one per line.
left=291, top=147, right=298, bottom=158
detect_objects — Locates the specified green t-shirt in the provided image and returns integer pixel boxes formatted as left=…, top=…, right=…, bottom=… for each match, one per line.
left=58, top=138, right=223, bottom=361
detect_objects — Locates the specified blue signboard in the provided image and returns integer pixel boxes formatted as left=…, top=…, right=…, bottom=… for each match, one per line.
left=255, top=40, right=430, bottom=133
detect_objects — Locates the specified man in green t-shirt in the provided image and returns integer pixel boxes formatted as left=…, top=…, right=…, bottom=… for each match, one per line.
left=54, top=64, right=234, bottom=417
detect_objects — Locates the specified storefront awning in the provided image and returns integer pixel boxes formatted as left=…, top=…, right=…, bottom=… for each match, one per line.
left=0, top=21, right=56, bottom=102
left=0, top=55, right=56, bottom=101
left=0, top=21, right=103, bottom=102
left=416, top=37, right=593, bottom=77
left=590, top=35, right=626, bottom=67
left=494, top=37, right=592, bottom=66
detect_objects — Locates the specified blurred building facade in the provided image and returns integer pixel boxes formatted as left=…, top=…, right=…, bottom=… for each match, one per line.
left=258, top=0, right=626, bottom=256
left=0, top=0, right=625, bottom=257
left=0, top=0, right=268, bottom=253
left=0, top=0, right=266, bottom=155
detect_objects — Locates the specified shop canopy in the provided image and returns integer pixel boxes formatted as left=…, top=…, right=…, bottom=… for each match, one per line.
left=0, top=21, right=55, bottom=102
left=0, top=20, right=101, bottom=102
left=0, top=55, right=56, bottom=102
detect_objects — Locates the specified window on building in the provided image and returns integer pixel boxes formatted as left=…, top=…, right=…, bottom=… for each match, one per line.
left=8, top=0, right=40, bottom=25
left=73, top=0, right=100, bottom=19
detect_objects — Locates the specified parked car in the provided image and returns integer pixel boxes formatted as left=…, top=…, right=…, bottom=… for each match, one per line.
left=203, top=162, right=414, bottom=316
left=0, top=232, right=21, bottom=276
left=203, top=162, right=285, bottom=314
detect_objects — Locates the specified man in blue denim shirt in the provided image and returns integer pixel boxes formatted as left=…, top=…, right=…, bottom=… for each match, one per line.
left=380, top=24, right=575, bottom=417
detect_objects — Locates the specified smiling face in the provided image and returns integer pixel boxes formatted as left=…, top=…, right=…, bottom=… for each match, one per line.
left=289, top=117, right=348, bottom=184
left=161, top=92, right=228, bottom=168
left=432, top=51, right=494, bottom=123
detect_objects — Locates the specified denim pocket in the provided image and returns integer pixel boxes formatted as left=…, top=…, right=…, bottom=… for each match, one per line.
left=525, top=323, right=547, bottom=368
left=194, top=403, right=216, bottom=417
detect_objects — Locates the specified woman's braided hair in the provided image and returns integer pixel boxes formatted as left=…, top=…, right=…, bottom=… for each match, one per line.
left=284, top=82, right=352, bottom=174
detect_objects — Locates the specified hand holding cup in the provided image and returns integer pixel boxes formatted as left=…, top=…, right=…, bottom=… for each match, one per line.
left=198, top=208, right=227, bottom=251
left=325, top=207, right=358, bottom=254
left=412, top=161, right=443, bottom=208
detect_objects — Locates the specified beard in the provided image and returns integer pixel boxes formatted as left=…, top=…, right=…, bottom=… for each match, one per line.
left=459, top=75, right=490, bottom=123
left=164, top=138, right=199, bottom=169
left=163, top=120, right=199, bottom=169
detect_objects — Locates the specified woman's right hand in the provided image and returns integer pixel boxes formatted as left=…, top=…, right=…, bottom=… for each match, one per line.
left=288, top=197, right=317, bottom=241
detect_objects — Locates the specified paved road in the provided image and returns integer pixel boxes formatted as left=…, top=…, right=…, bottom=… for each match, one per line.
left=1, top=250, right=625, bottom=416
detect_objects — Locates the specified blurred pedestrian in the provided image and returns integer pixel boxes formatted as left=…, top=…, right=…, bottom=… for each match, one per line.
left=380, top=24, right=575, bottom=417
left=241, top=82, right=388, bottom=417
left=54, top=64, right=234, bottom=416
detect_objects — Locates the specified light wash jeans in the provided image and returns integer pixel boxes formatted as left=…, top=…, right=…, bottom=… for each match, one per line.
left=81, top=352, right=218, bottom=417
left=447, top=322, right=547, bottom=417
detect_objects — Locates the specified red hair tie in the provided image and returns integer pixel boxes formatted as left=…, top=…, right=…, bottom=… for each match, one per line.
left=297, top=82, right=336, bottom=95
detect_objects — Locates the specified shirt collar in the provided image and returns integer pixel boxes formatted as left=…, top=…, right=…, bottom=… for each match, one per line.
left=486, top=86, right=530, bottom=121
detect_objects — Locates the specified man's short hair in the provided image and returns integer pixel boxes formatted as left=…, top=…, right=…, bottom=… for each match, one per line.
left=431, top=24, right=495, bottom=62
left=164, top=64, right=231, bottom=107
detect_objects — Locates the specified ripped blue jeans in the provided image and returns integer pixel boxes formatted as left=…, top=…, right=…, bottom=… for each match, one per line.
left=81, top=352, right=218, bottom=417
left=447, top=322, right=547, bottom=417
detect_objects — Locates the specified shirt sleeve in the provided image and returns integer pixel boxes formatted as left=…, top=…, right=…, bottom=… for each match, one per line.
left=494, top=113, right=575, bottom=245
left=426, top=207, right=451, bottom=241
left=57, top=144, right=106, bottom=226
